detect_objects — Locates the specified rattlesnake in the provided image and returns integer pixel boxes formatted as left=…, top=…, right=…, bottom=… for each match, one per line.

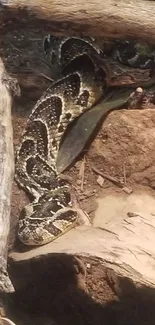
left=15, top=36, right=155, bottom=246
left=15, top=36, right=110, bottom=246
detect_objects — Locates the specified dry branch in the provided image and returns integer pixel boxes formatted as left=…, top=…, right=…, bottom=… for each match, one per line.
left=0, top=58, right=14, bottom=293
left=0, top=0, right=155, bottom=42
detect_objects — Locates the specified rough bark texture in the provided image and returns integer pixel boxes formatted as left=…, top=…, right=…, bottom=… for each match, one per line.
left=0, top=59, right=14, bottom=293
left=0, top=0, right=155, bottom=42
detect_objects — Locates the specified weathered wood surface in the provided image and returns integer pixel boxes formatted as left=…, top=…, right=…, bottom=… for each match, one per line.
left=10, top=209, right=155, bottom=294
left=0, top=0, right=155, bottom=42
left=0, top=58, right=14, bottom=293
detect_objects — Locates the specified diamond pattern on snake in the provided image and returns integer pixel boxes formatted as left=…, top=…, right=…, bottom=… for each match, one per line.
left=15, top=36, right=155, bottom=246
left=15, top=36, right=111, bottom=246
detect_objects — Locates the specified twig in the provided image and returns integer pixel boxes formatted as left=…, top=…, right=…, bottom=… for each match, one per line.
left=123, top=162, right=127, bottom=186
left=85, top=156, right=94, bottom=174
left=27, top=37, right=43, bottom=41
left=10, top=43, right=22, bottom=53
left=58, top=173, right=73, bottom=183
left=29, top=68, right=54, bottom=82
left=39, top=58, right=53, bottom=69
left=79, top=157, right=85, bottom=191
left=91, top=164, right=124, bottom=187
left=37, top=72, right=54, bottom=82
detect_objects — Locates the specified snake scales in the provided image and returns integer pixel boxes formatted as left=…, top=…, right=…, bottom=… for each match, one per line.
left=15, top=36, right=155, bottom=246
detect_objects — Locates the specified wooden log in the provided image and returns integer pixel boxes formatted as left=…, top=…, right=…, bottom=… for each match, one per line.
left=9, top=208, right=155, bottom=295
left=0, top=58, right=15, bottom=293
left=0, top=0, right=155, bottom=42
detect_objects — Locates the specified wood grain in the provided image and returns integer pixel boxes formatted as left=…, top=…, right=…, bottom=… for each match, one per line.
left=0, top=58, right=14, bottom=293
left=0, top=0, right=155, bottom=42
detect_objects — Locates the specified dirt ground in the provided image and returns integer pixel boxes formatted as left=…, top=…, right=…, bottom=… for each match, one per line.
left=1, top=28, right=155, bottom=325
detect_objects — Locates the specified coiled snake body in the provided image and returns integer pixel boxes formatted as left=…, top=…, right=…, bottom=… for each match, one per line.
left=15, top=36, right=109, bottom=246
left=16, top=36, right=155, bottom=246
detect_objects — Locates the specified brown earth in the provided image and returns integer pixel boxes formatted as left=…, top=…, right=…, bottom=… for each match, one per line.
left=1, top=28, right=155, bottom=325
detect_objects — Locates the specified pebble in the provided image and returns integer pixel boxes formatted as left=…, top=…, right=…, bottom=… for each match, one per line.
left=97, top=175, right=104, bottom=187
left=76, top=179, right=82, bottom=185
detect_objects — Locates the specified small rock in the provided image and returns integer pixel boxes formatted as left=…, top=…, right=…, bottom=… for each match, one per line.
left=79, top=195, right=85, bottom=201
left=97, top=175, right=104, bottom=187
left=76, top=179, right=82, bottom=185
left=122, top=186, right=133, bottom=194
left=83, top=190, right=93, bottom=197
left=127, top=212, right=139, bottom=218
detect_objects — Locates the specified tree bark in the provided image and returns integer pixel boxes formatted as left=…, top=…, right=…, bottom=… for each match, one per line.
left=0, top=58, right=14, bottom=293
left=0, top=0, right=155, bottom=42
